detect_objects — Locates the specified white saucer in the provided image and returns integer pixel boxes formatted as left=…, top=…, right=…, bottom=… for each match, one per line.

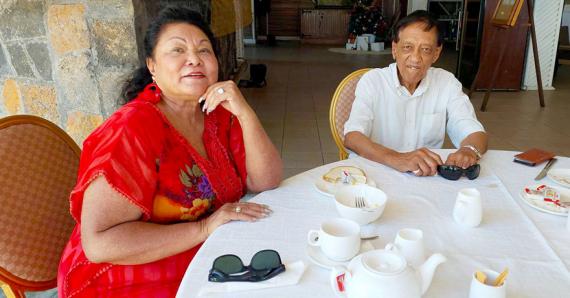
left=315, top=179, right=377, bottom=197
left=306, top=241, right=375, bottom=270
left=548, top=168, right=570, bottom=188
left=519, top=184, right=569, bottom=216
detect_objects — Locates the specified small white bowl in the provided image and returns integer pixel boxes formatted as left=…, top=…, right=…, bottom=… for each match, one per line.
left=334, top=185, right=387, bottom=225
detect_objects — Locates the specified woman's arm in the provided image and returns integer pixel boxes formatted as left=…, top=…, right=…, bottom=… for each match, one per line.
left=237, top=108, right=283, bottom=192
left=81, top=176, right=267, bottom=265
left=201, top=81, right=283, bottom=192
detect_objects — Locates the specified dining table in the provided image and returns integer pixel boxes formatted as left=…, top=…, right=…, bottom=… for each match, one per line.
left=177, top=149, right=570, bottom=298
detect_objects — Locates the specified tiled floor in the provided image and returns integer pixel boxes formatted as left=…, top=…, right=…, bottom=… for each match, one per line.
left=241, top=42, right=570, bottom=179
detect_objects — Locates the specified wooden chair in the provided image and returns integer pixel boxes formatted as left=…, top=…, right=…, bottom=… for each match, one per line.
left=0, top=115, right=80, bottom=298
left=329, top=68, right=370, bottom=160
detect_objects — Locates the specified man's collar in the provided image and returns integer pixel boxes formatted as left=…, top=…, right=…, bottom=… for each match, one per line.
left=390, top=63, right=430, bottom=98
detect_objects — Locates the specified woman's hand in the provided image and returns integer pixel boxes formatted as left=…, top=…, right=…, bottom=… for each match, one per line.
left=203, top=202, right=272, bottom=236
left=200, top=81, right=253, bottom=119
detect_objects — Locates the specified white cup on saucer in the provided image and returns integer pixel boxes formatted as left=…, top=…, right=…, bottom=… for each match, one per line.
left=307, top=218, right=361, bottom=261
left=385, top=228, right=425, bottom=268
left=453, top=188, right=483, bottom=227
left=469, top=269, right=506, bottom=298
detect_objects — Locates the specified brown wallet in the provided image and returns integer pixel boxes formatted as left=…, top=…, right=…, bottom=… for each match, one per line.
left=514, top=148, right=555, bottom=166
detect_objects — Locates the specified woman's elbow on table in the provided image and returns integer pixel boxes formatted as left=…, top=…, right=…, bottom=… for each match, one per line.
left=247, top=167, right=283, bottom=192
left=81, top=232, right=112, bottom=264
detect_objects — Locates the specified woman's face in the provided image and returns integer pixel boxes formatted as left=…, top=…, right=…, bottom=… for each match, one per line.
left=147, top=22, right=218, bottom=101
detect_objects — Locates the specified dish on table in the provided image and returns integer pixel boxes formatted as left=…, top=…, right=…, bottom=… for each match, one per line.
left=519, top=184, right=569, bottom=216
left=547, top=168, right=570, bottom=188
left=315, top=166, right=376, bottom=197
left=306, top=241, right=375, bottom=270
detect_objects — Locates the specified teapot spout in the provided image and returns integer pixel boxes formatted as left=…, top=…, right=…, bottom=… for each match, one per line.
left=419, top=253, right=447, bottom=295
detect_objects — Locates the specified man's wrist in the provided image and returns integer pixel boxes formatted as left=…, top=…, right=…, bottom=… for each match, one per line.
left=461, top=145, right=482, bottom=160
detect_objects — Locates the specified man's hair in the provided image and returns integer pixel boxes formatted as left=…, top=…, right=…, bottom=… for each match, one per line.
left=391, top=10, right=443, bottom=46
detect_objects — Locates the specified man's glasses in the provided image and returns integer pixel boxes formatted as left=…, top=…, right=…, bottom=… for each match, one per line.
left=208, top=249, right=286, bottom=282
left=437, top=164, right=480, bottom=181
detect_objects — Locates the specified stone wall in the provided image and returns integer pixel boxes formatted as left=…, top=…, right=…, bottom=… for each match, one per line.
left=1, top=0, right=235, bottom=145
left=0, top=0, right=139, bottom=144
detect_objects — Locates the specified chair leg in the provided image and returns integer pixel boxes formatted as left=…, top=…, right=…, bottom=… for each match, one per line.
left=1, top=283, right=25, bottom=298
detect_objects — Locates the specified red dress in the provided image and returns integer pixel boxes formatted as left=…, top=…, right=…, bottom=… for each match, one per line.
left=57, top=83, right=247, bottom=297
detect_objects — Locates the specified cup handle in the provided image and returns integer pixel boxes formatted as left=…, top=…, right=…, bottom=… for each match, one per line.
left=307, top=230, right=320, bottom=246
left=330, top=266, right=350, bottom=297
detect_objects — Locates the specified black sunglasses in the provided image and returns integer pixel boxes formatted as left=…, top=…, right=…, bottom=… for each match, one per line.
left=437, top=164, right=480, bottom=180
left=208, top=249, right=286, bottom=282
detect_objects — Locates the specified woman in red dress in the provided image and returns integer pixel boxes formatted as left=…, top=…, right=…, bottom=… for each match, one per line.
left=57, top=6, right=282, bottom=297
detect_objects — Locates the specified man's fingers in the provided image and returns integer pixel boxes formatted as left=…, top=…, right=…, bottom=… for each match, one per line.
left=421, top=148, right=443, bottom=165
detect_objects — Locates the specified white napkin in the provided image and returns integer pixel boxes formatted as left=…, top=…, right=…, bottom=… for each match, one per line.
left=197, top=261, right=306, bottom=297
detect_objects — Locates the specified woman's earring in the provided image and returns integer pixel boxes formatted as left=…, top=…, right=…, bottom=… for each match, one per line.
left=152, top=76, right=156, bottom=83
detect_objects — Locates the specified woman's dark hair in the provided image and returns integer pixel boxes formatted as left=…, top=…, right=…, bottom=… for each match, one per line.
left=120, top=5, right=218, bottom=104
left=390, top=10, right=443, bottom=46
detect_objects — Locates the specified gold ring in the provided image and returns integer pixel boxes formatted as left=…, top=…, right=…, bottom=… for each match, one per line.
left=235, top=206, right=241, bottom=213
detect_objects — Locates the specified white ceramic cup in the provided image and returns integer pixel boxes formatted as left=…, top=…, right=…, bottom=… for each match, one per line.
left=469, top=269, right=507, bottom=298
left=566, top=213, right=570, bottom=232
left=385, top=228, right=425, bottom=268
left=307, top=218, right=361, bottom=261
left=453, top=188, right=483, bottom=228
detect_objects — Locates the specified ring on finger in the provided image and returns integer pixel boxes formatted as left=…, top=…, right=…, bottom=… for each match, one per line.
left=217, top=88, right=225, bottom=94
left=235, top=206, right=241, bottom=213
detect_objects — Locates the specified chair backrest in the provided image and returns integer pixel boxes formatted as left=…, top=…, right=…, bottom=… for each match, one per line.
left=560, top=26, right=569, bottom=46
left=329, top=68, right=370, bottom=160
left=0, top=115, right=80, bottom=297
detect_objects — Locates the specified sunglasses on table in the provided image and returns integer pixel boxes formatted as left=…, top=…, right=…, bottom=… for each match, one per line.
left=437, top=164, right=480, bottom=181
left=208, top=249, right=286, bottom=282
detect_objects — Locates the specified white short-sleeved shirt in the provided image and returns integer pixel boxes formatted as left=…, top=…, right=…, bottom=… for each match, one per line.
left=343, top=63, right=484, bottom=152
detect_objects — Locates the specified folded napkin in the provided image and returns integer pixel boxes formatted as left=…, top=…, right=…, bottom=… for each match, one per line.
left=197, top=261, right=306, bottom=297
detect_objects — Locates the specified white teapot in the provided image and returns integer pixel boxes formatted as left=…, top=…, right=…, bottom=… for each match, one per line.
left=330, top=249, right=446, bottom=298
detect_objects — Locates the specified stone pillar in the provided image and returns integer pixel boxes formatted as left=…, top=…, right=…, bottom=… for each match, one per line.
left=0, top=0, right=139, bottom=145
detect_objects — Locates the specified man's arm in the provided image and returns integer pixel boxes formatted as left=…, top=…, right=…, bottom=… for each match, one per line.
left=345, top=131, right=443, bottom=176
left=445, top=131, right=488, bottom=168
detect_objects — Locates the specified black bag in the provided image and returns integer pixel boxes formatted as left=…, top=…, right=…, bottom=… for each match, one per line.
left=239, top=64, right=267, bottom=88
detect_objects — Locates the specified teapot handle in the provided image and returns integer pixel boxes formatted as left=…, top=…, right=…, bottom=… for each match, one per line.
left=330, top=266, right=350, bottom=297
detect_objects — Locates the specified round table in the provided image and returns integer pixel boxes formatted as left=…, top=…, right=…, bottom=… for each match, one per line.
left=177, top=150, right=570, bottom=297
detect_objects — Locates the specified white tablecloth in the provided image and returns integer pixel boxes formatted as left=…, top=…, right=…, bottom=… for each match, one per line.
left=177, top=150, right=570, bottom=298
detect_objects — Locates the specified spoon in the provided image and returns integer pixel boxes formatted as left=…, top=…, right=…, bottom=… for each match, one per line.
left=475, top=271, right=487, bottom=284
left=494, top=268, right=509, bottom=287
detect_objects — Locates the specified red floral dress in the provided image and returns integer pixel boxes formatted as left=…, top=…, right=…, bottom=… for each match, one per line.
left=57, top=83, right=247, bottom=297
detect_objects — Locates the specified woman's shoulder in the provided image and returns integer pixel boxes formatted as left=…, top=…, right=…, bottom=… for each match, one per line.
left=84, top=101, right=166, bottom=147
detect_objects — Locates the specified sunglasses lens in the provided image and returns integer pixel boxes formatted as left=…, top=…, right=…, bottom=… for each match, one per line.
left=213, top=255, right=244, bottom=274
left=465, top=164, right=480, bottom=180
left=438, top=165, right=462, bottom=180
left=250, top=250, right=282, bottom=271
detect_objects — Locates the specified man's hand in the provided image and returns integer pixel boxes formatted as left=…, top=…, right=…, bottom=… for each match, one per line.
left=389, top=148, right=443, bottom=176
left=445, top=147, right=479, bottom=168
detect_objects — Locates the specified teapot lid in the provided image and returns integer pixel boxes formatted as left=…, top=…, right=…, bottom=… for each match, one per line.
left=361, top=250, right=407, bottom=275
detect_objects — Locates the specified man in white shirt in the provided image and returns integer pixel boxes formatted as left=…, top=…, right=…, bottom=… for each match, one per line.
left=344, top=10, right=488, bottom=176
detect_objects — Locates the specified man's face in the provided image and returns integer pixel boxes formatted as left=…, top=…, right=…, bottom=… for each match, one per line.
left=391, top=22, right=442, bottom=90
